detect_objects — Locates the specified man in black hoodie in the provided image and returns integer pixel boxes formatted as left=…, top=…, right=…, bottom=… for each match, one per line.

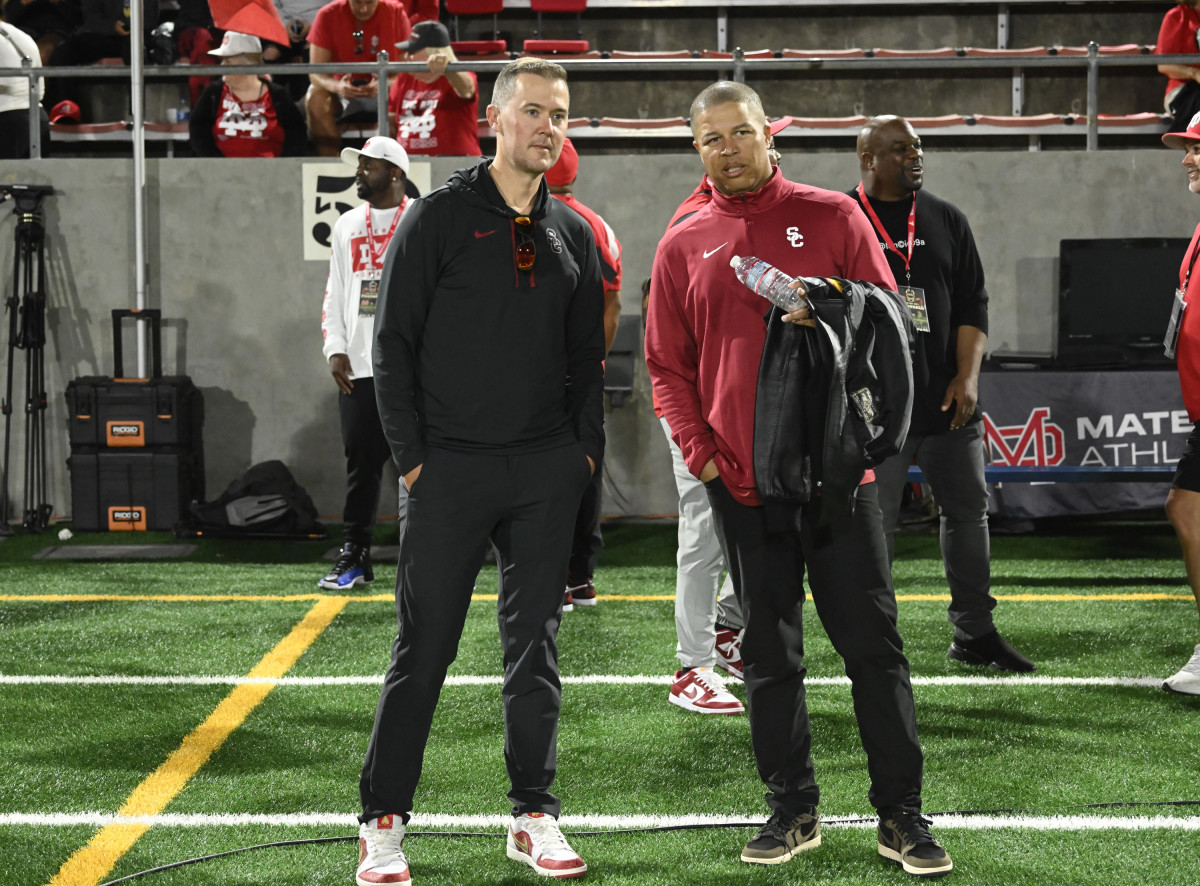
left=354, top=57, right=605, bottom=885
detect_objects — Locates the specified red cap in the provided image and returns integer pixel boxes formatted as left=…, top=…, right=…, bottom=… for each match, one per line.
left=49, top=99, right=81, bottom=124
left=1164, top=111, right=1200, bottom=150
left=545, top=137, right=579, bottom=187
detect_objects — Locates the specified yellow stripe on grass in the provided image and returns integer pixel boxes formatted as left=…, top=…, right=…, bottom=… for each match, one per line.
left=44, top=596, right=349, bottom=886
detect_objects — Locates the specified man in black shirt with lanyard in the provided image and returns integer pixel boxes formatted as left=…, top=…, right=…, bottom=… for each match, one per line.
left=850, top=115, right=1035, bottom=672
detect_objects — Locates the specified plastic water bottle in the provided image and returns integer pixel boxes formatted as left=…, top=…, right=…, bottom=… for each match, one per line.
left=174, top=97, right=190, bottom=124
left=729, top=255, right=808, bottom=314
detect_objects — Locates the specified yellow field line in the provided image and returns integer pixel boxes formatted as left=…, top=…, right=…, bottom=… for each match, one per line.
left=43, top=596, right=349, bottom=886
left=1, top=592, right=1193, bottom=604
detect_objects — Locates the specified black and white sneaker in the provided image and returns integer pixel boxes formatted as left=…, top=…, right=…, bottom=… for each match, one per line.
left=319, top=543, right=374, bottom=590
left=740, top=808, right=820, bottom=864
left=877, top=809, right=952, bottom=877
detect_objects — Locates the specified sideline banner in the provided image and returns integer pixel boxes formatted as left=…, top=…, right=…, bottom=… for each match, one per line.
left=979, top=369, right=1186, bottom=519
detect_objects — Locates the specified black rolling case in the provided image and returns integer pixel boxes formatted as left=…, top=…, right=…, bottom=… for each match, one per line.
left=66, top=310, right=205, bottom=531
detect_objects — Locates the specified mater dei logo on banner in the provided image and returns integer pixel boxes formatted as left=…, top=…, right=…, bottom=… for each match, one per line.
left=982, top=407, right=1190, bottom=468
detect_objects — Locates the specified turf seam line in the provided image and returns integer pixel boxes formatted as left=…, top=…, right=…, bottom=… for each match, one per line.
left=0, top=592, right=1192, bottom=603
left=0, top=674, right=1169, bottom=687
left=8, top=812, right=1200, bottom=830
left=42, top=596, right=350, bottom=886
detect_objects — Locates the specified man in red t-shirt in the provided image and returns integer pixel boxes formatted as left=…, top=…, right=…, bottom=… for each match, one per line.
left=1160, top=114, right=1200, bottom=696
left=305, top=0, right=411, bottom=155
left=1157, top=0, right=1200, bottom=132
left=388, top=20, right=481, bottom=156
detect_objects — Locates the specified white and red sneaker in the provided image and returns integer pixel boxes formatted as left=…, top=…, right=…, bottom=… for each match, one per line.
left=357, top=814, right=411, bottom=884
left=668, top=666, right=745, bottom=714
left=715, top=627, right=745, bottom=681
left=506, top=812, right=587, bottom=878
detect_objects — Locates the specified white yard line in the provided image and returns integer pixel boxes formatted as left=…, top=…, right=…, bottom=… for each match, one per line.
left=2, top=811, right=1198, bottom=830
left=0, top=674, right=1166, bottom=688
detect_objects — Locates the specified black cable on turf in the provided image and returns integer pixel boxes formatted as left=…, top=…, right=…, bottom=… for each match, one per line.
left=94, top=800, right=1200, bottom=886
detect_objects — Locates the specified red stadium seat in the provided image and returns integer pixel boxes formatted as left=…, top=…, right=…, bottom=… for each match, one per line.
left=607, top=49, right=695, bottom=60
left=596, top=116, right=687, bottom=129
left=698, top=48, right=774, bottom=60
left=905, top=114, right=969, bottom=128
left=961, top=46, right=1050, bottom=58
left=780, top=48, right=867, bottom=59
left=787, top=115, right=867, bottom=130
left=525, top=0, right=589, bottom=54
left=446, top=0, right=507, bottom=55
left=871, top=47, right=961, bottom=58
left=971, top=113, right=1067, bottom=127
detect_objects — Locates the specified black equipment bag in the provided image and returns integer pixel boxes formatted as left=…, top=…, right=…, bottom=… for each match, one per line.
left=185, top=460, right=326, bottom=539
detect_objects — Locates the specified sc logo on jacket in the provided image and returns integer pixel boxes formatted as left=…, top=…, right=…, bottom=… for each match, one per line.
left=786, top=226, right=804, bottom=248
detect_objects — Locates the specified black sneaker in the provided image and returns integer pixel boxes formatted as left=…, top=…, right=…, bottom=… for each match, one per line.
left=948, top=629, right=1035, bottom=673
left=740, top=808, right=820, bottom=865
left=877, top=810, right=952, bottom=877
left=318, top=543, right=373, bottom=590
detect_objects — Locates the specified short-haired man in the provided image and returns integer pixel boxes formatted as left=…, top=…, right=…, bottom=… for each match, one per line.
left=851, top=115, right=1035, bottom=674
left=355, top=57, right=604, bottom=884
left=1159, top=112, right=1200, bottom=695
left=388, top=19, right=482, bottom=157
left=544, top=136, right=622, bottom=610
left=304, top=0, right=411, bottom=156
left=320, top=136, right=412, bottom=590
left=646, top=81, right=951, bottom=877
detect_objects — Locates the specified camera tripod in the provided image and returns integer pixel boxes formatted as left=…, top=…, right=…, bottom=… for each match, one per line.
left=1, top=183, right=55, bottom=535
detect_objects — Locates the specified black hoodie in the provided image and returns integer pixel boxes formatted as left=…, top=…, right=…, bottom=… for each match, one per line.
left=373, top=158, right=606, bottom=476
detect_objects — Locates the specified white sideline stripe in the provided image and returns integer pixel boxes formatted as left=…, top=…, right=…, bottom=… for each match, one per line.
left=0, top=674, right=1166, bottom=688
left=2, top=812, right=1199, bottom=831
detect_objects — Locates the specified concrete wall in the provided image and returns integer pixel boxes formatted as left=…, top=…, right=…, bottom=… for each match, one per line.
left=0, top=148, right=1195, bottom=525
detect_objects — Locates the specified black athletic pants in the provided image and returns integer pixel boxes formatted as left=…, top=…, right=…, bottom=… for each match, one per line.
left=338, top=377, right=391, bottom=548
left=706, top=478, right=924, bottom=815
left=359, top=444, right=592, bottom=821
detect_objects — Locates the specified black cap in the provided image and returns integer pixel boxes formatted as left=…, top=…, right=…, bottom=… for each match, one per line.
left=396, top=20, right=452, bottom=53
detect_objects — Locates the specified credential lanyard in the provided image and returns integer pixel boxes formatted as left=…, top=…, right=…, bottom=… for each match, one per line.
left=364, top=197, right=407, bottom=271
left=1183, top=234, right=1200, bottom=292
left=856, top=182, right=916, bottom=285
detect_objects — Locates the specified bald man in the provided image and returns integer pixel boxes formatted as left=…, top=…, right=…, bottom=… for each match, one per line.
left=850, top=115, right=1034, bottom=673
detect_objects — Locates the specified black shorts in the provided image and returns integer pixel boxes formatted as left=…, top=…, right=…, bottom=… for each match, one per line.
left=1173, top=422, right=1200, bottom=493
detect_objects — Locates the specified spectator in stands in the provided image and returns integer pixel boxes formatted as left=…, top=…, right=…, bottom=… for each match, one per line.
left=304, top=0, right=411, bottom=156
left=388, top=19, right=481, bottom=156
left=850, top=115, right=1035, bottom=674
left=173, top=0, right=216, bottom=106
left=1157, top=0, right=1200, bottom=133
left=319, top=136, right=412, bottom=590
left=657, top=116, right=791, bottom=716
left=544, top=136, right=621, bottom=611
left=270, top=0, right=433, bottom=67
left=2, top=0, right=80, bottom=65
left=356, top=57, right=601, bottom=885
left=0, top=10, right=49, bottom=158
left=646, top=80, right=951, bottom=876
left=42, top=0, right=159, bottom=120
left=1159, top=115, right=1200, bottom=696
left=188, top=32, right=307, bottom=157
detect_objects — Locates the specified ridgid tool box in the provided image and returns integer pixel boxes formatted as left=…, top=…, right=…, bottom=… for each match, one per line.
left=66, top=310, right=204, bottom=531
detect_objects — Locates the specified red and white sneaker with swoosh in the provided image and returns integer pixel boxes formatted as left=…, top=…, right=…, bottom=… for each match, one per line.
left=668, top=666, right=745, bottom=714
left=714, top=627, right=745, bottom=681
left=356, top=814, right=411, bottom=884
left=506, top=812, right=587, bottom=878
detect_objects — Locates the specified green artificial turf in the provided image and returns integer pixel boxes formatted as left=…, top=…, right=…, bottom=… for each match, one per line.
left=1, top=522, right=1198, bottom=886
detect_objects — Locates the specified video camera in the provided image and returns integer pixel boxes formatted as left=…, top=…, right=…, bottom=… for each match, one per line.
left=0, top=183, right=54, bottom=214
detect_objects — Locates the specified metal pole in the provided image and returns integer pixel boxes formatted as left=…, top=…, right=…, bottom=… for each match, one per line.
left=131, top=0, right=148, bottom=375
left=22, top=58, right=39, bottom=159
left=1086, top=41, right=1099, bottom=152
left=376, top=50, right=389, bottom=137
left=733, top=46, right=745, bottom=84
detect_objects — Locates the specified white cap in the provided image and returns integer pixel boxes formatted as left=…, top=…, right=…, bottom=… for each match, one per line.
left=340, top=136, right=410, bottom=176
left=729, top=255, right=741, bottom=266
left=209, top=31, right=263, bottom=57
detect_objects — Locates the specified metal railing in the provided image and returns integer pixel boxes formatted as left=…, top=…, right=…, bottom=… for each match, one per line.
left=2, top=43, right=1193, bottom=158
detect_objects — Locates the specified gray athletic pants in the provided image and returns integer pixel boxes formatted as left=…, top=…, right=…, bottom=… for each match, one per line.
left=660, top=417, right=742, bottom=669
left=872, top=421, right=996, bottom=641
